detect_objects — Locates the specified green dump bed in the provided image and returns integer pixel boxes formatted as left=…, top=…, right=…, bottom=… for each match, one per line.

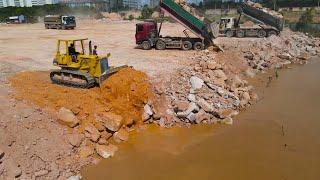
left=160, top=0, right=216, bottom=45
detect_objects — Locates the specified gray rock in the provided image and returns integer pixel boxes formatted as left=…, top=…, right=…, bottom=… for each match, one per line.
left=221, top=117, right=233, bottom=125
left=144, top=104, right=153, bottom=116
left=186, top=112, right=196, bottom=123
left=176, top=102, right=199, bottom=118
left=190, top=76, right=204, bottom=89
left=67, top=174, right=82, bottom=180
left=95, top=144, right=118, bottom=159
left=187, top=94, right=196, bottom=102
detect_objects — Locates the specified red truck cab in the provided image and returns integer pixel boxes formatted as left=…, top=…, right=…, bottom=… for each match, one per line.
left=135, top=22, right=158, bottom=50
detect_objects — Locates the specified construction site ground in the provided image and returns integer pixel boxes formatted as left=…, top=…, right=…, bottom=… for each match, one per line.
left=0, top=19, right=319, bottom=179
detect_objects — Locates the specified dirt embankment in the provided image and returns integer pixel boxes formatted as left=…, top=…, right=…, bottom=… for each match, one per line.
left=2, top=67, right=151, bottom=179
left=10, top=67, right=150, bottom=129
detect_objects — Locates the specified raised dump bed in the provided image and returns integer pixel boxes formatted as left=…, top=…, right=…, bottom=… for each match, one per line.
left=240, top=2, right=284, bottom=31
left=159, top=0, right=217, bottom=46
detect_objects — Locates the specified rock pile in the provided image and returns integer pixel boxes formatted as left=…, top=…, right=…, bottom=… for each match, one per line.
left=145, top=29, right=319, bottom=128
left=145, top=50, right=255, bottom=127
left=242, top=30, right=320, bottom=72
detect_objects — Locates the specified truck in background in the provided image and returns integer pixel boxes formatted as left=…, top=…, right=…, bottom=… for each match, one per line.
left=44, top=15, right=76, bottom=30
left=219, top=0, right=284, bottom=38
left=6, top=15, right=26, bottom=24
left=135, top=0, right=219, bottom=50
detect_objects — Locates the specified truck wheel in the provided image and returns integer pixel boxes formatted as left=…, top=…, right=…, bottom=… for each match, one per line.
left=268, top=30, right=277, bottom=37
left=226, top=30, right=234, bottom=38
left=193, top=42, right=204, bottom=50
left=236, top=30, right=245, bottom=38
left=141, top=41, right=151, bottom=50
left=156, top=40, right=166, bottom=50
left=257, top=30, right=267, bottom=38
left=45, top=24, right=49, bottom=29
left=182, top=41, right=192, bottom=50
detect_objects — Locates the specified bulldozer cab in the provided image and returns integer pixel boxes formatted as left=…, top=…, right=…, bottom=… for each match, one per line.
left=54, top=38, right=87, bottom=68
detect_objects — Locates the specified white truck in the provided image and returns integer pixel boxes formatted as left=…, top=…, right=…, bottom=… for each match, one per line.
left=44, top=15, right=76, bottom=30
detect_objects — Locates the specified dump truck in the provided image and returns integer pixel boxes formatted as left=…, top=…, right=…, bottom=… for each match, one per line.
left=44, top=15, right=76, bottom=30
left=135, top=0, right=219, bottom=50
left=219, top=0, right=284, bottom=38
left=6, top=15, right=26, bottom=24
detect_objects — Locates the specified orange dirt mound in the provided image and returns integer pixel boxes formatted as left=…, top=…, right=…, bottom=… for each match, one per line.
left=10, top=67, right=151, bottom=129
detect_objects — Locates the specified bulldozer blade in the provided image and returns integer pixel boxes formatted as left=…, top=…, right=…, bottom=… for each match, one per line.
left=98, top=65, right=128, bottom=87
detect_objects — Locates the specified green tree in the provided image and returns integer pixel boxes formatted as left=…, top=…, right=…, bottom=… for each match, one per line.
left=140, top=5, right=153, bottom=19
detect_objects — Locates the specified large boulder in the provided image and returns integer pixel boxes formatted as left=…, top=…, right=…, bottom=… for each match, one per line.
left=57, top=107, right=79, bottom=128
left=84, top=124, right=100, bottom=142
left=101, top=112, right=123, bottom=132
left=95, top=144, right=118, bottom=159
left=190, top=76, right=204, bottom=89
left=67, top=133, right=84, bottom=147
left=142, top=104, right=153, bottom=121
left=113, top=129, right=129, bottom=143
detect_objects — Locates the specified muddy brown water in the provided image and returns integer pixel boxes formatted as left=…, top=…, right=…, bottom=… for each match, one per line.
left=83, top=58, right=320, bottom=180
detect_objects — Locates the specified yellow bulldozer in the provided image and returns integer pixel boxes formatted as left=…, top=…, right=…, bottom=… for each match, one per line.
left=50, top=38, right=126, bottom=88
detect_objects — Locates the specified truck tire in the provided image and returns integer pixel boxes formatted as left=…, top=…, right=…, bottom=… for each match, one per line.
left=141, top=41, right=151, bottom=50
left=193, top=42, right=204, bottom=50
left=45, top=24, right=49, bottom=29
left=236, top=30, right=245, bottom=38
left=182, top=41, right=192, bottom=50
left=226, top=30, right=234, bottom=38
left=268, top=30, right=277, bottom=37
left=155, top=40, right=166, bottom=50
left=257, top=30, right=267, bottom=38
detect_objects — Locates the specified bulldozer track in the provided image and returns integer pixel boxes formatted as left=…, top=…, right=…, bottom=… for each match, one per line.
left=50, top=69, right=96, bottom=88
